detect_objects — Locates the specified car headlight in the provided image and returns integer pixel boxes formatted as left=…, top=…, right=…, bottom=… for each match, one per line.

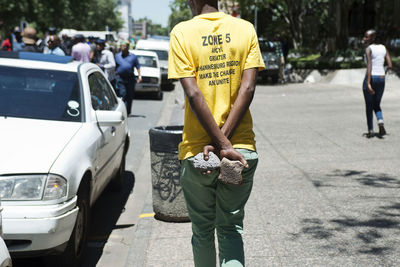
left=0, top=174, right=67, bottom=201
left=150, top=77, right=159, bottom=84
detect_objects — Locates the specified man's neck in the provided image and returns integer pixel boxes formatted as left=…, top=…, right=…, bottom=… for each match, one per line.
left=200, top=4, right=218, bottom=15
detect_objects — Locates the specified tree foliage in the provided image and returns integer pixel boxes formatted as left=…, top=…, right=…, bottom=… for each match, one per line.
left=238, top=0, right=400, bottom=53
left=0, top=0, right=123, bottom=34
left=168, top=0, right=191, bottom=31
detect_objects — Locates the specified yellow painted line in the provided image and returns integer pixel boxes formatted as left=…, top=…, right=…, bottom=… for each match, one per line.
left=139, top=213, right=155, bottom=218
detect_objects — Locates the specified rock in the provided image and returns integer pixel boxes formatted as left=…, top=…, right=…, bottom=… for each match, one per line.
left=218, top=158, right=244, bottom=185
left=193, top=151, right=220, bottom=170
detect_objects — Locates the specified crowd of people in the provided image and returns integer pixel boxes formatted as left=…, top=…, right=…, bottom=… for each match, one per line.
left=0, top=26, right=141, bottom=115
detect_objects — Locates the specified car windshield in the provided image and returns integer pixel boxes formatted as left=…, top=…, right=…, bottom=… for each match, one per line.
left=0, top=66, right=82, bottom=122
left=140, top=49, right=168, bottom=61
left=137, top=55, right=158, bottom=68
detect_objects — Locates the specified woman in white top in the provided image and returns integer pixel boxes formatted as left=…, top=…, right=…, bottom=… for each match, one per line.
left=363, top=29, right=392, bottom=138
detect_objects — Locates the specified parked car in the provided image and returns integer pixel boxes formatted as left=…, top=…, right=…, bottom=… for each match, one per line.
left=0, top=200, right=12, bottom=267
left=135, top=39, right=174, bottom=90
left=0, top=52, right=130, bottom=266
left=258, top=38, right=283, bottom=83
left=130, top=49, right=163, bottom=100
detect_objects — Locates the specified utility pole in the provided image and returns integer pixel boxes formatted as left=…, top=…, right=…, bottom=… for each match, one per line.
left=254, top=5, right=258, bottom=34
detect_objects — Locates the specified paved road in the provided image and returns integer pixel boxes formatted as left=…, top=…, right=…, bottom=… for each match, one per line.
left=124, top=81, right=400, bottom=267
left=13, top=79, right=400, bottom=266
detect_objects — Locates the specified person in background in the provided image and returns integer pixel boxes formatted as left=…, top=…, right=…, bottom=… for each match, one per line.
left=71, top=34, right=91, bottom=62
left=88, top=36, right=97, bottom=62
left=21, top=27, right=41, bottom=52
left=1, top=31, right=12, bottom=51
left=11, top=26, right=24, bottom=51
left=168, top=0, right=265, bottom=266
left=41, top=26, right=57, bottom=54
left=60, top=34, right=73, bottom=56
left=362, top=29, right=392, bottom=138
left=114, top=41, right=142, bottom=115
left=95, top=39, right=116, bottom=88
left=44, top=34, right=65, bottom=56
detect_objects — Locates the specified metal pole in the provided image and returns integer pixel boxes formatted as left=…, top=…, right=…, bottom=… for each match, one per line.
left=254, top=5, right=258, bottom=34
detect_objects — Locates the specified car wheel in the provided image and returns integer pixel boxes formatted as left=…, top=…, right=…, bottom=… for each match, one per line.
left=155, top=90, right=163, bottom=101
left=110, top=152, right=126, bottom=191
left=272, top=74, right=279, bottom=84
left=56, top=181, right=90, bottom=266
left=162, top=83, right=175, bottom=91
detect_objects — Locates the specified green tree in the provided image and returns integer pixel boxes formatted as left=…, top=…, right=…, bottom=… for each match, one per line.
left=168, top=0, right=191, bottom=31
left=0, top=0, right=122, bottom=35
left=82, top=0, right=123, bottom=31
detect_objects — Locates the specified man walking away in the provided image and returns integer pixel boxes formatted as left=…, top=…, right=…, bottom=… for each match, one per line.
left=95, top=39, right=117, bottom=88
left=71, top=34, right=91, bottom=62
left=115, top=41, right=142, bottom=115
left=168, top=0, right=265, bottom=266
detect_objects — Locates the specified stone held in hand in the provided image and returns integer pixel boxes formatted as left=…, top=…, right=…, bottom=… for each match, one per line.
left=193, top=151, right=221, bottom=171
left=218, top=157, right=244, bottom=185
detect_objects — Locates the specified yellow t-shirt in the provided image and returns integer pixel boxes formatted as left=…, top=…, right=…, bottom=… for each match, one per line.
left=168, top=12, right=265, bottom=160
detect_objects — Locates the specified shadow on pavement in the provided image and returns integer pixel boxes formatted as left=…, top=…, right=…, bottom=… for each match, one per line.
left=315, top=169, right=400, bottom=189
left=290, top=169, right=400, bottom=257
left=12, top=171, right=135, bottom=267
left=83, top=171, right=135, bottom=267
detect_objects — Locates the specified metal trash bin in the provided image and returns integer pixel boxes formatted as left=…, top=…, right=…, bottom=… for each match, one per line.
left=149, top=125, right=190, bottom=222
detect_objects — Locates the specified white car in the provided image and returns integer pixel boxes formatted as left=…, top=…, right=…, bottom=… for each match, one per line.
left=0, top=53, right=129, bottom=266
left=134, top=38, right=173, bottom=90
left=0, top=201, right=12, bottom=267
left=130, top=49, right=163, bottom=100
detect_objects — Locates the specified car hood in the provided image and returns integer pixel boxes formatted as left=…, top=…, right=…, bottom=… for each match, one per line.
left=0, top=117, right=82, bottom=174
left=135, top=66, right=160, bottom=78
left=159, top=60, right=168, bottom=69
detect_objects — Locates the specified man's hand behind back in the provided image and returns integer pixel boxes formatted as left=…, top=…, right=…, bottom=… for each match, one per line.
left=203, top=144, right=248, bottom=168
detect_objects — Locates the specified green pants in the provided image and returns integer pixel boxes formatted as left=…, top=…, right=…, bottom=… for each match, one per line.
left=181, top=149, right=258, bottom=267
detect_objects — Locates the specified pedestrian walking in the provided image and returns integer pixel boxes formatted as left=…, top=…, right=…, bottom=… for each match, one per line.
left=71, top=34, right=91, bottom=62
left=95, top=39, right=116, bottom=88
left=362, top=29, right=392, bottom=138
left=115, top=41, right=142, bottom=115
left=168, top=0, right=265, bottom=266
left=44, top=35, right=65, bottom=56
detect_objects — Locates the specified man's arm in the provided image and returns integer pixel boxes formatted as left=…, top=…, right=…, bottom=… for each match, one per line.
left=221, top=68, right=258, bottom=139
left=103, top=51, right=116, bottom=69
left=136, top=67, right=142, bottom=83
left=385, top=49, right=392, bottom=72
left=180, top=77, right=248, bottom=167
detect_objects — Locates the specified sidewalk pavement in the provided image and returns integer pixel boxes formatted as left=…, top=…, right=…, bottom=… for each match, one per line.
left=124, top=80, right=400, bottom=267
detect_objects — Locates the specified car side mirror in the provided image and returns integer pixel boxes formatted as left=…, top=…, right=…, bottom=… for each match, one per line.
left=95, top=110, right=124, bottom=126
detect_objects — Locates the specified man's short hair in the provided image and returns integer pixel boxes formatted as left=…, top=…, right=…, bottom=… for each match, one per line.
left=205, top=0, right=218, bottom=4
left=74, top=34, right=85, bottom=42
